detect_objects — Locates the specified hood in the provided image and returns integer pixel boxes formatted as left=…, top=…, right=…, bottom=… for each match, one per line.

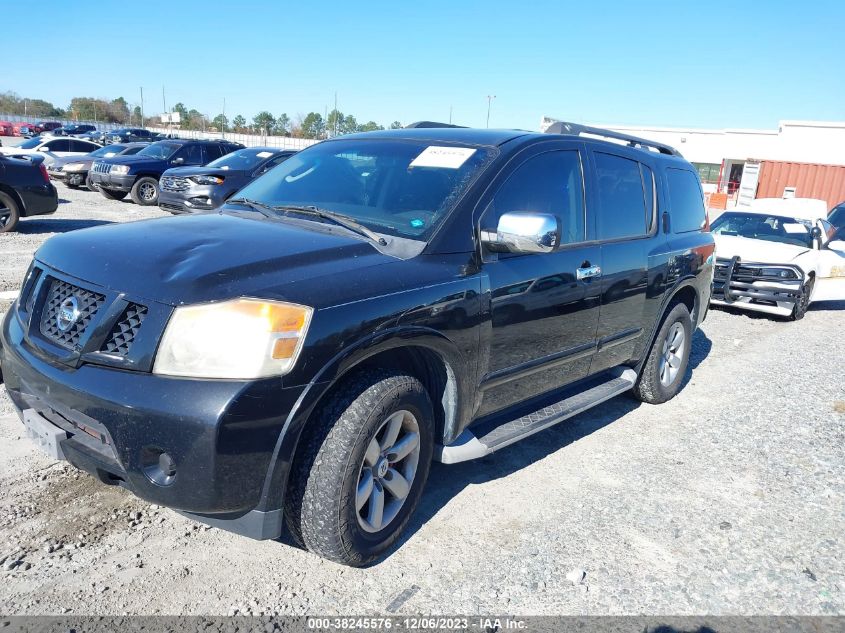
left=35, top=213, right=396, bottom=307
left=162, top=165, right=243, bottom=178
left=713, top=234, right=810, bottom=264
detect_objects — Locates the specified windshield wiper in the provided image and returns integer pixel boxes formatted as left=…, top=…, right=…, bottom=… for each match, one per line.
left=273, top=205, right=387, bottom=246
left=227, top=197, right=278, bottom=219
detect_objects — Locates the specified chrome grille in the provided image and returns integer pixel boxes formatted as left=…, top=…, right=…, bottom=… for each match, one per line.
left=92, top=161, right=112, bottom=174
left=161, top=176, right=190, bottom=192
left=101, top=303, right=148, bottom=356
left=39, top=278, right=105, bottom=350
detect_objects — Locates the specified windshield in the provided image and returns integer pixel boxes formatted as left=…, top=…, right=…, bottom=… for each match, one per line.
left=710, top=212, right=814, bottom=248
left=137, top=142, right=180, bottom=160
left=232, top=139, right=496, bottom=240
left=18, top=138, right=44, bottom=149
left=208, top=148, right=280, bottom=170
left=91, top=144, right=126, bottom=157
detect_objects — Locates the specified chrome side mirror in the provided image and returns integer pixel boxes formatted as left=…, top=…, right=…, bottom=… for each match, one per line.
left=482, top=212, right=560, bottom=254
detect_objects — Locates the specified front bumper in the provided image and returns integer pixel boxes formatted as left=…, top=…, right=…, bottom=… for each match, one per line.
left=711, top=256, right=804, bottom=317
left=49, top=169, right=87, bottom=185
left=89, top=171, right=136, bottom=191
left=1, top=303, right=307, bottom=539
left=158, top=186, right=224, bottom=215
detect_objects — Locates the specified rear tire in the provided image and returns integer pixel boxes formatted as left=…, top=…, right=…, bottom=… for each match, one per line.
left=632, top=301, right=692, bottom=404
left=130, top=177, right=159, bottom=206
left=790, top=276, right=814, bottom=321
left=0, top=191, right=21, bottom=233
left=285, top=370, right=434, bottom=566
left=99, top=187, right=127, bottom=201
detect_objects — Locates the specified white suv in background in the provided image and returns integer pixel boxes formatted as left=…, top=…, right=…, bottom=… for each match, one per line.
left=710, top=198, right=845, bottom=319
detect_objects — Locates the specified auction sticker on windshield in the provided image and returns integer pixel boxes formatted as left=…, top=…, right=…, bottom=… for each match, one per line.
left=410, top=146, right=476, bottom=169
left=783, top=223, right=809, bottom=234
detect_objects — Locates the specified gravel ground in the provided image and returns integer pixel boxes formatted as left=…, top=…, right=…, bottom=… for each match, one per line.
left=0, top=179, right=843, bottom=616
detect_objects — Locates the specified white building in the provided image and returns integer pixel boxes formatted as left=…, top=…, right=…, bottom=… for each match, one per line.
left=541, top=117, right=845, bottom=195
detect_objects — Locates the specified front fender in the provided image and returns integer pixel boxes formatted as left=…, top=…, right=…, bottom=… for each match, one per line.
left=254, top=325, right=469, bottom=513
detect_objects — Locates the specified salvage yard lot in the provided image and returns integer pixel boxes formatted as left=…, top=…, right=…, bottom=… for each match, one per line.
left=0, top=186, right=843, bottom=615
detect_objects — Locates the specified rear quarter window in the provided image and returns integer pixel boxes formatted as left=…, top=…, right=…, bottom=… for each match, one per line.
left=666, top=168, right=707, bottom=233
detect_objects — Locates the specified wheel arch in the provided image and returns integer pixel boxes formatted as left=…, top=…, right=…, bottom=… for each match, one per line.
left=0, top=184, right=26, bottom=216
left=257, top=326, right=467, bottom=513
left=636, top=278, right=701, bottom=374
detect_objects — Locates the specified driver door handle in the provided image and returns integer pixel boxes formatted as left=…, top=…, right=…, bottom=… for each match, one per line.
left=576, top=265, right=602, bottom=280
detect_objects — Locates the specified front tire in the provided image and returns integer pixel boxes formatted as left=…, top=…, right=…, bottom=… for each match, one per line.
left=99, top=187, right=127, bottom=201
left=285, top=370, right=434, bottom=566
left=86, top=174, right=99, bottom=191
left=0, top=191, right=21, bottom=233
left=632, top=301, right=693, bottom=404
left=130, top=177, right=159, bottom=206
left=790, top=276, right=814, bottom=321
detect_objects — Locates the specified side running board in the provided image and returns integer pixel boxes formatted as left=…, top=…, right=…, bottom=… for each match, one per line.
left=435, top=368, right=637, bottom=464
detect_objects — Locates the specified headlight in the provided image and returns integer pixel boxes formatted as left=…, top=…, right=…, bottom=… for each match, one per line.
left=190, top=175, right=224, bottom=185
left=63, top=162, right=85, bottom=172
left=153, top=298, right=313, bottom=379
left=759, top=267, right=799, bottom=279
left=110, top=164, right=130, bottom=175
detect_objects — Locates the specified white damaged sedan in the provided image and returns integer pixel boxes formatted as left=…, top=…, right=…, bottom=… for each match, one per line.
left=710, top=198, right=845, bottom=319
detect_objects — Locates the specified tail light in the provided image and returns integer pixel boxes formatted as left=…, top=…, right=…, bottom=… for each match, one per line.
left=39, top=164, right=49, bottom=183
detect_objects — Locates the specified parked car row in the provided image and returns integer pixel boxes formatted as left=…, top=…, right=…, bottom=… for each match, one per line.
left=47, top=142, right=150, bottom=189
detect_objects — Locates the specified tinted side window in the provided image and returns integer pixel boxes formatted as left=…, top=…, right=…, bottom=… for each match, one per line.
left=178, top=144, right=204, bottom=165
left=46, top=139, right=71, bottom=152
left=641, top=164, right=655, bottom=231
left=666, top=168, right=706, bottom=233
left=487, top=150, right=585, bottom=245
left=595, top=152, right=647, bottom=240
left=205, top=145, right=225, bottom=162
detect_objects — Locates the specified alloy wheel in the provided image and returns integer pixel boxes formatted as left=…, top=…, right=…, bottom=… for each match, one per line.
left=659, top=322, right=686, bottom=387
left=140, top=182, right=157, bottom=201
left=355, top=409, right=421, bottom=533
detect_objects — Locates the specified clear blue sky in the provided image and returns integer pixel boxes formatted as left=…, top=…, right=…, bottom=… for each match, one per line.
left=4, top=0, right=843, bottom=130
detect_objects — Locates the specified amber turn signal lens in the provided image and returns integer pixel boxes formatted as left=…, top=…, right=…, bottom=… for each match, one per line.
left=271, top=337, right=299, bottom=359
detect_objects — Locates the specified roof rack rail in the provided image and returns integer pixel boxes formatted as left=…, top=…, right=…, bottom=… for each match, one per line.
left=404, top=121, right=467, bottom=129
left=543, top=120, right=680, bottom=156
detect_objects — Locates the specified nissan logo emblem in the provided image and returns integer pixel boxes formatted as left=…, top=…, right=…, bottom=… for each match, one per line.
left=57, top=296, right=81, bottom=332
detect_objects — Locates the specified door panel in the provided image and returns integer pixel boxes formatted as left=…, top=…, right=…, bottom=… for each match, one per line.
left=477, top=146, right=601, bottom=416
left=814, top=240, right=845, bottom=302
left=589, top=149, right=652, bottom=374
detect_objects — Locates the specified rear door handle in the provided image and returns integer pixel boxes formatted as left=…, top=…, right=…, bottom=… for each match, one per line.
left=576, top=265, right=602, bottom=280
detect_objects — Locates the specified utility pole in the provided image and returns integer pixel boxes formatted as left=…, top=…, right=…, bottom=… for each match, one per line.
left=24, top=99, right=27, bottom=117
left=333, top=92, right=338, bottom=137
left=486, top=95, right=496, bottom=128
left=140, top=87, right=144, bottom=128
left=449, top=105, right=453, bottom=124
left=222, top=97, right=226, bottom=139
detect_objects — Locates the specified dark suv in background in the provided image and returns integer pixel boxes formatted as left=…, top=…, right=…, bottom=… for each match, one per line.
left=159, top=147, right=296, bottom=214
left=1, top=123, right=713, bottom=566
left=89, top=139, right=244, bottom=205
left=0, top=154, right=57, bottom=232
left=96, top=128, right=157, bottom=145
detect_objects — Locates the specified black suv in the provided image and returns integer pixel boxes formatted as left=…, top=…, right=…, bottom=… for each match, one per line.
left=89, top=139, right=243, bottom=205
left=96, top=128, right=157, bottom=145
left=0, top=123, right=714, bottom=566
left=52, top=124, right=97, bottom=137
